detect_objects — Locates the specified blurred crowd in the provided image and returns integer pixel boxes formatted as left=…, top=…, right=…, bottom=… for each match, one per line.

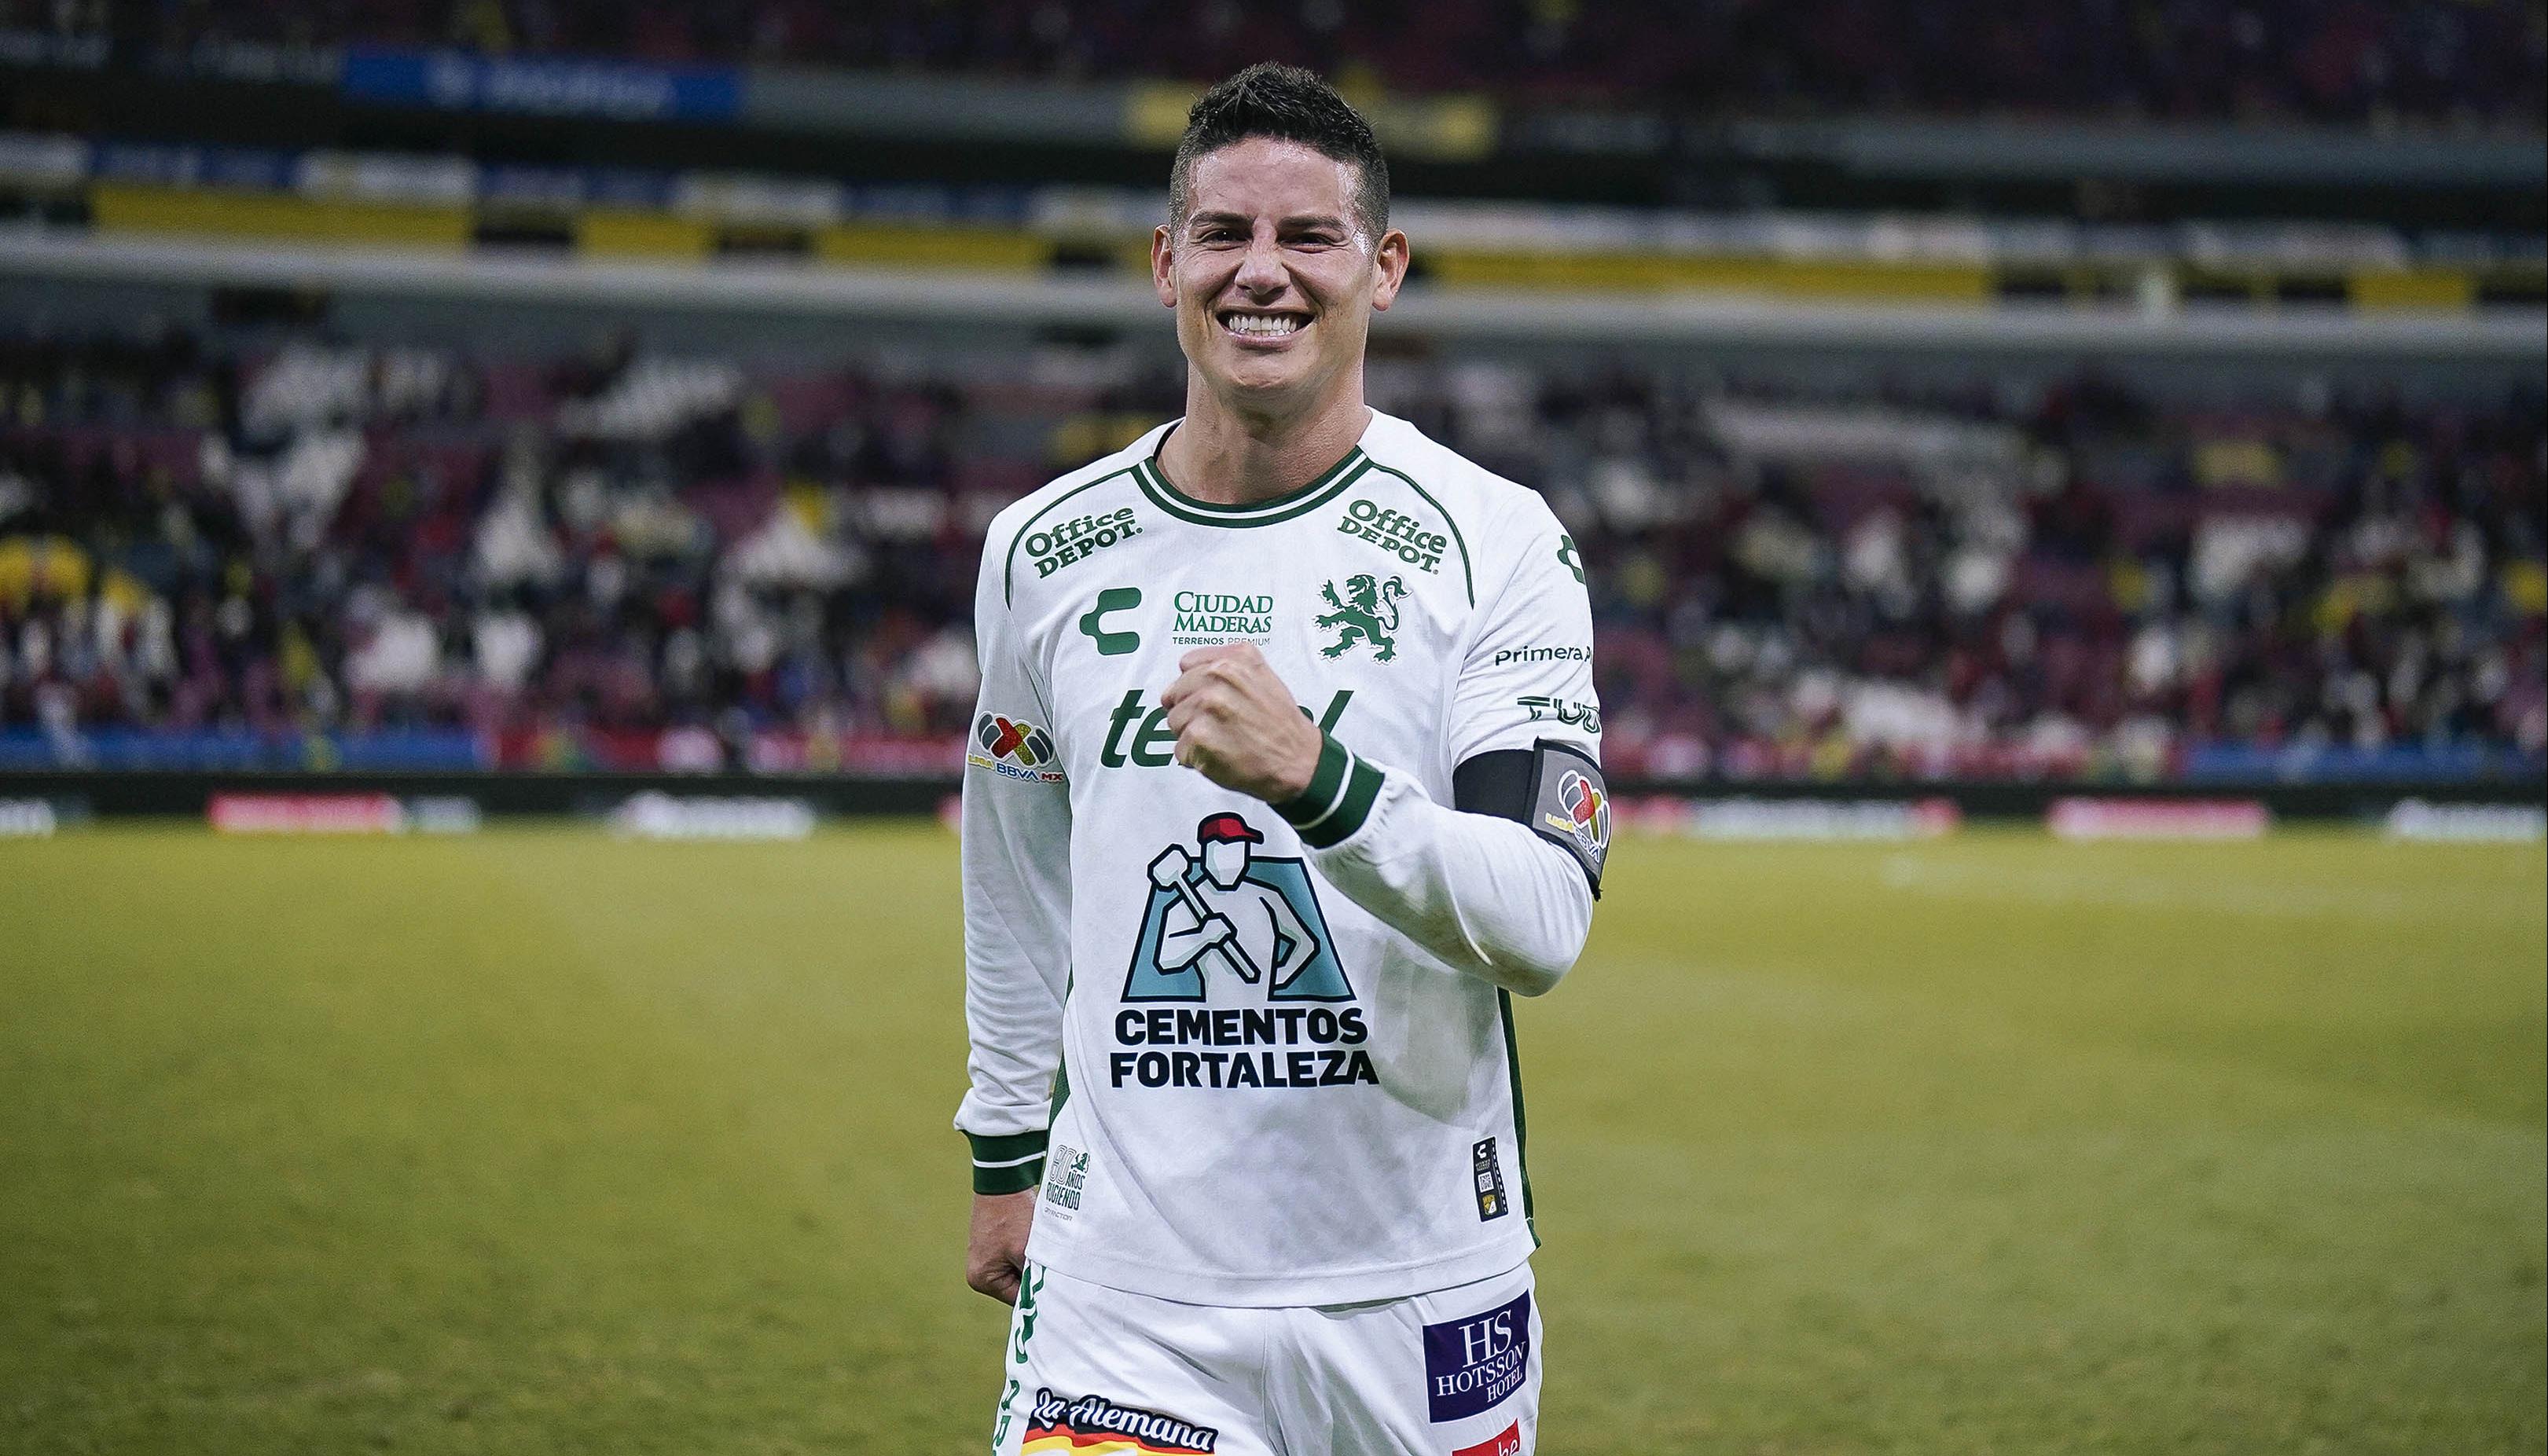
left=28, top=0, right=2547, bottom=128
left=1, top=325, right=2541, bottom=779
left=1371, top=364, right=2546, bottom=778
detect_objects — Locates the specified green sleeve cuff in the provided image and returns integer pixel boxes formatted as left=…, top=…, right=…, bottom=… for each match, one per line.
left=1272, top=731, right=1385, bottom=849
left=967, top=1129, right=1048, bottom=1196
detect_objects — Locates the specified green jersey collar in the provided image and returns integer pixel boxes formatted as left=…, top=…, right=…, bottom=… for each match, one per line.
left=1136, top=423, right=1373, bottom=528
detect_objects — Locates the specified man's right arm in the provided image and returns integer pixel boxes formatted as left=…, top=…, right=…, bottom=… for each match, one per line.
left=954, top=545, right=1073, bottom=1302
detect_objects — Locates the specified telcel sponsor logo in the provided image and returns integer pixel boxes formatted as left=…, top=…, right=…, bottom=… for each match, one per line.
left=1103, top=688, right=1351, bottom=768
left=1492, top=644, right=1592, bottom=668
left=1028, top=507, right=1140, bottom=578
left=1172, top=589, right=1274, bottom=644
left=1336, top=497, right=1445, bottom=574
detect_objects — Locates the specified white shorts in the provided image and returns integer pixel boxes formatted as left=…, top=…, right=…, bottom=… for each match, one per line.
left=988, top=1259, right=1540, bottom=1456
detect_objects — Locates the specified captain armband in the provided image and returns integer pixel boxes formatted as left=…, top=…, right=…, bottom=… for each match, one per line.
left=1451, top=738, right=1611, bottom=897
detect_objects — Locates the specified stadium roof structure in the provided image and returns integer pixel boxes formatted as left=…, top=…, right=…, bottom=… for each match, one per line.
left=6, top=230, right=2539, bottom=364
left=1, top=126, right=2539, bottom=361
left=6, top=26, right=2542, bottom=229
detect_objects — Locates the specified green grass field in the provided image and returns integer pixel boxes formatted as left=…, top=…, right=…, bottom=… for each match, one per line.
left=2, top=822, right=2541, bottom=1454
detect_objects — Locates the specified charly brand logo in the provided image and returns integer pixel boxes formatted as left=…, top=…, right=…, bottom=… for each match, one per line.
left=1336, top=497, right=1447, bottom=574
left=968, top=713, right=1063, bottom=783
left=1546, top=768, right=1610, bottom=858
left=1026, top=507, right=1140, bottom=578
left=1024, top=1388, right=1221, bottom=1454
left=1517, top=694, right=1601, bottom=733
left=1112, top=812, right=1379, bottom=1093
left=1170, top=589, right=1275, bottom=646
left=1078, top=587, right=1141, bottom=656
left=1424, top=1290, right=1533, bottom=1422
left=1316, top=574, right=1407, bottom=662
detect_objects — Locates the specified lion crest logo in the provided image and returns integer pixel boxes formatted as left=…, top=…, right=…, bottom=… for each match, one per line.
left=1315, top=574, right=1408, bottom=662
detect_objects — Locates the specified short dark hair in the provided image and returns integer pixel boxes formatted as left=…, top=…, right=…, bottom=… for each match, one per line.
left=1169, top=63, right=1390, bottom=238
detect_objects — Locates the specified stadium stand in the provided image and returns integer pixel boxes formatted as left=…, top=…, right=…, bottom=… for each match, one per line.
left=24, top=0, right=2547, bottom=126
left=1, top=0, right=2539, bottom=798
left=7, top=132, right=2535, bottom=313
left=2, top=325, right=2539, bottom=781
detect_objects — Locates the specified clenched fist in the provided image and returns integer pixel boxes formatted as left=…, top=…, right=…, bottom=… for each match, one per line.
left=965, top=1190, right=1036, bottom=1304
left=1159, top=644, right=1324, bottom=803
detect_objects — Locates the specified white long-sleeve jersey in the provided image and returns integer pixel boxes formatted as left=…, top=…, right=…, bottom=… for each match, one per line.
left=956, top=410, right=1610, bottom=1307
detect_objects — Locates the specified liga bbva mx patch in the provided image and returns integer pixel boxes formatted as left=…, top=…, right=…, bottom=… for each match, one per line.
left=1528, top=738, right=1609, bottom=893
left=971, top=712, right=1063, bottom=783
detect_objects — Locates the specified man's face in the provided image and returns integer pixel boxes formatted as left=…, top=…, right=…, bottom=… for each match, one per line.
left=1153, top=138, right=1408, bottom=413
left=1201, top=838, right=1249, bottom=889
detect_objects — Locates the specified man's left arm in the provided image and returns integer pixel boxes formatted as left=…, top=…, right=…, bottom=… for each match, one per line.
left=1162, top=509, right=1603, bottom=996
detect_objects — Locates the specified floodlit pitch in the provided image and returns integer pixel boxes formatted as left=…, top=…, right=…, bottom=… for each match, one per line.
left=2, top=823, right=2540, bottom=1454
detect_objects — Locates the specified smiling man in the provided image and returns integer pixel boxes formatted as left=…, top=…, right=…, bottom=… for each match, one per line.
left=957, top=64, right=1607, bottom=1454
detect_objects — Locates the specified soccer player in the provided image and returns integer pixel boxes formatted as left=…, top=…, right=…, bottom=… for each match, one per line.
left=957, top=64, right=1608, bottom=1454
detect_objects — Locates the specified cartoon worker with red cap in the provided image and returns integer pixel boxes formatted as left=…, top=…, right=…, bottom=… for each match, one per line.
left=1146, top=812, right=1319, bottom=993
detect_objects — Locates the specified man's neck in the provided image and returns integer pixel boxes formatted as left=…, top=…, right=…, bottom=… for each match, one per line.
left=1159, top=380, right=1371, bottom=507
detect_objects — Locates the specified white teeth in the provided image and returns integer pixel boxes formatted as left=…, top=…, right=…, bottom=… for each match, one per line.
left=1224, top=314, right=1304, bottom=337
